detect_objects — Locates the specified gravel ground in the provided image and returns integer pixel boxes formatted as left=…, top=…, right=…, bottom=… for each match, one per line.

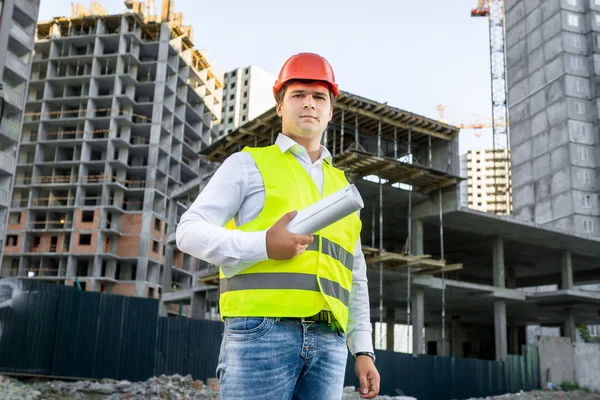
left=463, top=390, right=600, bottom=400
left=3, top=374, right=598, bottom=400
left=0, top=375, right=412, bottom=400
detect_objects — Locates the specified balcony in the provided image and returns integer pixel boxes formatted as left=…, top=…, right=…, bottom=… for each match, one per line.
left=15, top=0, right=38, bottom=22
left=10, top=23, right=34, bottom=50
left=3, top=84, right=25, bottom=111
left=4, top=52, right=29, bottom=82
left=0, top=152, right=16, bottom=176
left=0, top=188, right=10, bottom=208
left=0, top=119, right=21, bottom=143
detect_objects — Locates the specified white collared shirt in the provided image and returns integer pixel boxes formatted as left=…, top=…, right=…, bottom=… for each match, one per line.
left=176, top=133, right=374, bottom=355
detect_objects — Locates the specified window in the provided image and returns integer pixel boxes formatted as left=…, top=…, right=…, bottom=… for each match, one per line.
left=81, top=210, right=94, bottom=222
left=244, top=80, right=248, bottom=86
left=596, top=14, right=600, bottom=25
left=583, top=219, right=594, bottom=233
left=580, top=170, right=591, bottom=184
left=582, top=194, right=592, bottom=208
left=33, top=236, right=41, bottom=247
left=571, top=57, right=583, bottom=69
left=154, top=217, right=161, bottom=231
left=228, top=106, right=234, bottom=112
left=229, top=94, right=234, bottom=100
left=570, top=34, right=581, bottom=48
left=567, top=0, right=577, bottom=4
left=230, top=82, right=235, bottom=89
left=243, top=92, right=248, bottom=98
left=568, top=14, right=580, bottom=27
left=242, top=115, right=246, bottom=122
left=575, top=79, right=585, bottom=92
left=7, top=235, right=18, bottom=246
left=243, top=103, right=247, bottom=110
left=8, top=212, right=20, bottom=224
left=227, top=117, right=233, bottom=124
left=575, top=101, right=585, bottom=114
left=578, top=147, right=589, bottom=160
left=79, top=234, right=92, bottom=245
left=596, top=0, right=600, bottom=5
left=152, top=240, right=159, bottom=253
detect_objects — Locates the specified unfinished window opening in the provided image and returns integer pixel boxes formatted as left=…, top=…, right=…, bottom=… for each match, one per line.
left=33, top=236, right=41, bottom=247
left=152, top=240, right=159, bottom=253
left=50, top=236, right=58, bottom=252
left=63, top=233, right=71, bottom=250
left=154, top=217, right=160, bottom=231
left=79, top=234, right=92, bottom=245
left=148, top=286, right=156, bottom=298
left=7, top=235, right=18, bottom=246
left=76, top=260, right=89, bottom=276
left=81, top=210, right=94, bottom=222
left=104, top=236, right=111, bottom=252
left=9, top=212, right=21, bottom=224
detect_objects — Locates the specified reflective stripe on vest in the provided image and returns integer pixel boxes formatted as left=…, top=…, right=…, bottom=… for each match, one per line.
left=306, top=235, right=354, bottom=271
left=220, top=273, right=350, bottom=306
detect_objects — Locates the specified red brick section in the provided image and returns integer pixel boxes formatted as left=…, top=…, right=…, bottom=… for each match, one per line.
left=111, top=282, right=137, bottom=297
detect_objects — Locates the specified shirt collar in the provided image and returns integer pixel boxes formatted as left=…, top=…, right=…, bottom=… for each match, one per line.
left=274, top=133, right=332, bottom=164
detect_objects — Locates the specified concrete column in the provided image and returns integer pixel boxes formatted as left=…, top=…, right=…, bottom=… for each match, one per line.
left=493, top=237, right=505, bottom=288
left=191, top=291, right=207, bottom=320
left=494, top=300, right=508, bottom=361
left=412, top=288, right=425, bottom=354
left=564, top=309, right=576, bottom=342
left=386, top=308, right=395, bottom=351
left=561, top=250, right=574, bottom=290
left=411, top=219, right=424, bottom=256
left=451, top=316, right=462, bottom=357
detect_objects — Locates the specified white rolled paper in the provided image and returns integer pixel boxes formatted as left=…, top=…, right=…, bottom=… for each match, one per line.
left=286, top=184, right=364, bottom=235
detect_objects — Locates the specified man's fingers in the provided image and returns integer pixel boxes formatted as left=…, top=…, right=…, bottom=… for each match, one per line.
left=278, top=210, right=297, bottom=224
left=295, top=234, right=313, bottom=245
left=359, top=375, right=369, bottom=396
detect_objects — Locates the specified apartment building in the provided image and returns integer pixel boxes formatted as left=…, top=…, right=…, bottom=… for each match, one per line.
left=0, top=3, right=223, bottom=299
left=506, top=0, right=600, bottom=236
left=0, top=0, right=40, bottom=261
left=219, top=65, right=276, bottom=136
left=459, top=149, right=512, bottom=215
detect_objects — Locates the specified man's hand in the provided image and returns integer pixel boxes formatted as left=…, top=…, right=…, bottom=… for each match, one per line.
left=266, top=211, right=314, bottom=260
left=355, top=356, right=380, bottom=399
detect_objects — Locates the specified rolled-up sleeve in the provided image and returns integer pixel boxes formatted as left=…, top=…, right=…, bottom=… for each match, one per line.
left=346, top=237, right=374, bottom=355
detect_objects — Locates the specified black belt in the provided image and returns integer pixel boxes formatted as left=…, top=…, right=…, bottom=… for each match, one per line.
left=300, top=310, right=335, bottom=324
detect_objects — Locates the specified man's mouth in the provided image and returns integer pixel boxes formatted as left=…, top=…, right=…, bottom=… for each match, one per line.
left=300, top=116, right=318, bottom=121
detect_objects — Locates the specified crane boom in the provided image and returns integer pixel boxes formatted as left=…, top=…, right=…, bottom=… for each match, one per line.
left=472, top=0, right=511, bottom=215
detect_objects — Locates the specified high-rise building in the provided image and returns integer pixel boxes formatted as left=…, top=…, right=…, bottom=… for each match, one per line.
left=0, top=0, right=40, bottom=261
left=219, top=65, right=276, bottom=137
left=0, top=2, right=223, bottom=300
left=459, top=149, right=512, bottom=214
left=505, top=0, right=599, bottom=236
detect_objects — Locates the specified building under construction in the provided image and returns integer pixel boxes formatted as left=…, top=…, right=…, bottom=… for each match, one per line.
left=0, top=0, right=224, bottom=301
left=165, top=92, right=600, bottom=361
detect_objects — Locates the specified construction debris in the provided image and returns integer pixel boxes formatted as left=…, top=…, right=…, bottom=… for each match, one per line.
left=463, top=389, right=600, bottom=400
left=0, top=375, right=414, bottom=399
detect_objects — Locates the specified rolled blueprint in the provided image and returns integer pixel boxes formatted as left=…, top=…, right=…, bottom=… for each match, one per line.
left=286, top=184, right=364, bottom=235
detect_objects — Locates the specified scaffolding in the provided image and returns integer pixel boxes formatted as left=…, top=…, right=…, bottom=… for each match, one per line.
left=198, top=92, right=464, bottom=354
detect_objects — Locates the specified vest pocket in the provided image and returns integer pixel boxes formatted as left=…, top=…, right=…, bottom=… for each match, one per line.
left=225, top=317, right=275, bottom=342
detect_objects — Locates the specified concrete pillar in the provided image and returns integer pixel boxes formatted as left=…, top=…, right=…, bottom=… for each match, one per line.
left=411, top=219, right=424, bottom=256
left=451, top=316, right=462, bottom=358
left=412, top=288, right=425, bottom=354
left=561, top=250, right=574, bottom=290
left=386, top=308, right=395, bottom=351
left=191, top=291, right=207, bottom=319
left=564, top=309, right=576, bottom=342
left=494, top=300, right=508, bottom=361
left=493, top=237, right=505, bottom=288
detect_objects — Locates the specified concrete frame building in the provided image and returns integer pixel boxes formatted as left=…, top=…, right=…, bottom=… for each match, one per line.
left=0, top=0, right=40, bottom=262
left=0, top=2, right=224, bottom=300
left=505, top=0, right=600, bottom=237
left=165, top=90, right=600, bottom=361
left=219, top=65, right=276, bottom=137
left=460, top=149, right=512, bottom=214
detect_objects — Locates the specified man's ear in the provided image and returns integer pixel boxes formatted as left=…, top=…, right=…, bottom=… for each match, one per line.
left=276, top=102, right=283, bottom=117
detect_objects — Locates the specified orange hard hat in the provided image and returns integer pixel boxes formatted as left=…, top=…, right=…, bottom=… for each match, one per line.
left=273, top=53, right=339, bottom=98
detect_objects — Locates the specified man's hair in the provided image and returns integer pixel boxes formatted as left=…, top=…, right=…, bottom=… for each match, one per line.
left=275, top=79, right=336, bottom=107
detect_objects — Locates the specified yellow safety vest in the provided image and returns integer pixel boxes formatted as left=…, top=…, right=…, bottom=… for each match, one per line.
left=219, top=144, right=362, bottom=331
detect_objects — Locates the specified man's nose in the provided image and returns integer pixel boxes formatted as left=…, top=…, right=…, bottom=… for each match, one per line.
left=303, top=97, right=316, bottom=109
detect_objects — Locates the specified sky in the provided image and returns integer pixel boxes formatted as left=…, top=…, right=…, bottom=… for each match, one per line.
left=38, top=0, right=496, bottom=155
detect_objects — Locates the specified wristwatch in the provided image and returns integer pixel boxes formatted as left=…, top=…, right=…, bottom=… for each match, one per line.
left=353, top=351, right=376, bottom=363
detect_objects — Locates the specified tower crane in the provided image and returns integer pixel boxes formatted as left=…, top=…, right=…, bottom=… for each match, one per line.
left=471, top=0, right=511, bottom=215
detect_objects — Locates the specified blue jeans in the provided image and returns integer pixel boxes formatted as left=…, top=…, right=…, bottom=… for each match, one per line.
left=216, top=317, right=348, bottom=400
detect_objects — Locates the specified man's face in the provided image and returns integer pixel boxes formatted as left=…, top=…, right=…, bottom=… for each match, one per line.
left=276, top=81, right=333, bottom=140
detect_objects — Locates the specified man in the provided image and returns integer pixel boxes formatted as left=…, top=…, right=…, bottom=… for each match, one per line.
left=176, top=52, right=380, bottom=399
